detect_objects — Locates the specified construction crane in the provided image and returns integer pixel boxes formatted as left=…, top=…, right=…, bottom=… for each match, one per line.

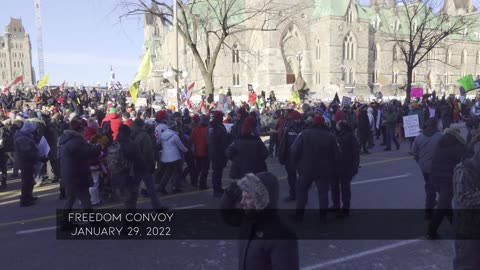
left=34, top=0, right=45, bottom=79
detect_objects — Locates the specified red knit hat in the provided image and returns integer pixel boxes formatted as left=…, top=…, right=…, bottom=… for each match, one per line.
left=335, top=111, right=346, bottom=122
left=241, top=116, right=256, bottom=136
left=213, top=111, right=224, bottom=122
left=289, top=110, right=302, bottom=120
left=192, top=114, right=200, bottom=124
left=156, top=110, right=168, bottom=121
left=312, top=115, right=325, bottom=126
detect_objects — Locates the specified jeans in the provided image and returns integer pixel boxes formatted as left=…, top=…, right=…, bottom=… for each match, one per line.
left=422, top=172, right=436, bottom=209
left=159, top=160, right=183, bottom=191
left=268, top=132, right=278, bottom=156
left=192, top=156, right=209, bottom=188
left=89, top=171, right=101, bottom=205
left=139, top=172, right=163, bottom=210
left=385, top=125, right=399, bottom=150
left=330, top=173, right=353, bottom=209
left=211, top=162, right=224, bottom=193
left=285, top=158, right=297, bottom=198
left=428, top=184, right=453, bottom=235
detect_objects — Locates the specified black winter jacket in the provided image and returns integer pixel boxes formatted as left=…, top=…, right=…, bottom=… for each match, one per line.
left=226, top=135, right=268, bottom=179
left=431, top=133, right=466, bottom=188
left=336, top=125, right=361, bottom=177
left=291, top=126, right=340, bottom=179
left=208, top=121, right=229, bottom=167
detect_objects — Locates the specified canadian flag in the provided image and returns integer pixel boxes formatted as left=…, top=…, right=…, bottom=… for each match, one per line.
left=4, top=68, right=23, bottom=92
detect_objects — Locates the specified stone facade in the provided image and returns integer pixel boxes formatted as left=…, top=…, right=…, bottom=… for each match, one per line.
left=0, top=18, right=34, bottom=88
left=144, top=0, right=480, bottom=99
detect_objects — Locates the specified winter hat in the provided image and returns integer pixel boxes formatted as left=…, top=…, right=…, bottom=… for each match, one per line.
left=237, top=173, right=270, bottom=210
left=312, top=115, right=325, bottom=126
left=156, top=110, right=168, bottom=121
left=192, top=114, right=200, bottom=124
left=335, top=111, right=346, bottom=122
left=109, top=108, right=117, bottom=114
left=237, top=107, right=248, bottom=118
left=122, top=112, right=131, bottom=119
left=133, top=118, right=145, bottom=128
left=314, top=107, right=324, bottom=115
left=70, top=117, right=85, bottom=132
left=87, top=118, right=99, bottom=129
left=443, top=128, right=466, bottom=145
left=20, top=121, right=36, bottom=134
left=289, top=110, right=302, bottom=121
left=241, top=116, right=256, bottom=136
left=199, top=115, right=210, bottom=126
left=213, top=111, right=223, bottom=122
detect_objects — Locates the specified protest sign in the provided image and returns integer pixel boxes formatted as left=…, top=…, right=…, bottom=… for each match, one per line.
left=403, top=115, right=421, bottom=138
left=411, top=88, right=423, bottom=98
left=458, top=75, right=476, bottom=91
left=341, top=96, right=352, bottom=108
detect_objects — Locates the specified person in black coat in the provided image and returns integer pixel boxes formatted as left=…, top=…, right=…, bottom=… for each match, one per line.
left=59, top=117, right=102, bottom=212
left=330, top=111, right=360, bottom=217
left=291, top=115, right=340, bottom=222
left=221, top=172, right=299, bottom=270
left=428, top=128, right=467, bottom=239
left=208, top=111, right=229, bottom=197
left=226, top=116, right=268, bottom=179
left=358, top=105, right=371, bottom=154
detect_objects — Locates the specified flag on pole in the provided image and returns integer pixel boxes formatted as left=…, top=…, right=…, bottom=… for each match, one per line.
left=457, top=75, right=476, bottom=92
left=129, top=50, right=152, bottom=104
left=290, top=89, right=300, bottom=104
left=4, top=68, right=24, bottom=92
left=37, top=73, right=49, bottom=89
left=60, top=81, right=65, bottom=91
left=180, top=82, right=195, bottom=108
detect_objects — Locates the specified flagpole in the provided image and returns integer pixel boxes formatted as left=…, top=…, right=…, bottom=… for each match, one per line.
left=174, top=0, right=179, bottom=110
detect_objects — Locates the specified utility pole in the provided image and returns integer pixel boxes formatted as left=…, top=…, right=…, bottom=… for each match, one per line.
left=34, top=0, right=45, bottom=79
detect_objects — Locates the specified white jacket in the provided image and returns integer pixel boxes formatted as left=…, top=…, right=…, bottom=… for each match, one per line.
left=367, top=108, right=375, bottom=131
left=155, top=125, right=187, bottom=163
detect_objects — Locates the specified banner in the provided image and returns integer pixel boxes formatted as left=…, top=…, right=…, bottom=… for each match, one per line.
left=403, top=114, right=420, bottom=138
left=411, top=88, right=423, bottom=98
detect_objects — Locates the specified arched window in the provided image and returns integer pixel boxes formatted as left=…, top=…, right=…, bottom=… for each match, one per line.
left=393, top=45, right=398, bottom=61
left=13, top=62, right=16, bottom=68
left=446, top=49, right=451, bottom=64
left=349, top=68, right=354, bottom=84
left=373, top=45, right=377, bottom=61
left=316, top=39, right=321, bottom=60
left=343, top=32, right=355, bottom=60
left=461, top=49, right=467, bottom=64
left=392, top=71, right=398, bottom=83
left=1, top=72, right=5, bottom=80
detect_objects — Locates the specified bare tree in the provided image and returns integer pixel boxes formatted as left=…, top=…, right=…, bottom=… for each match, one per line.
left=119, top=0, right=307, bottom=97
left=381, top=0, right=477, bottom=103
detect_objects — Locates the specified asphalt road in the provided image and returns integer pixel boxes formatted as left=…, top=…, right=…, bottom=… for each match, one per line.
left=0, top=137, right=457, bottom=270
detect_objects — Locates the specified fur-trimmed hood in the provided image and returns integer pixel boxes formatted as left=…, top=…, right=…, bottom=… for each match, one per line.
left=443, top=128, right=466, bottom=145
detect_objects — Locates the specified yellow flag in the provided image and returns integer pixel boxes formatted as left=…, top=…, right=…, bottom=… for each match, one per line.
left=129, top=50, right=152, bottom=104
left=37, top=74, right=49, bottom=89
left=290, top=89, right=300, bottom=104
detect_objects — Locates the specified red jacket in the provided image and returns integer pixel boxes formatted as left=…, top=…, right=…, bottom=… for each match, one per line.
left=188, top=125, right=208, bottom=157
left=101, top=113, right=123, bottom=140
left=124, top=119, right=133, bottom=128
left=84, top=126, right=98, bottom=142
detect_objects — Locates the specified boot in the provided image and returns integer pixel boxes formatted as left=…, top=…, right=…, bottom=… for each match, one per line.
left=0, top=175, right=6, bottom=191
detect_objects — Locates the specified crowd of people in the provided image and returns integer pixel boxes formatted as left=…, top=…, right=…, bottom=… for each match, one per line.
left=0, top=86, right=479, bottom=269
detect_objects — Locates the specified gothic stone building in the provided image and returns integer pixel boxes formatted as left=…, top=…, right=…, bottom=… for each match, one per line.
left=144, top=0, right=480, bottom=99
left=0, top=18, right=34, bottom=88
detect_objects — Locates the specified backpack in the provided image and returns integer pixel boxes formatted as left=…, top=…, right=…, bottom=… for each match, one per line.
left=107, top=142, right=132, bottom=176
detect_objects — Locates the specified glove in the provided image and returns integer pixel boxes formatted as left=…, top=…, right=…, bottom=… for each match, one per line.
left=225, top=181, right=242, bottom=202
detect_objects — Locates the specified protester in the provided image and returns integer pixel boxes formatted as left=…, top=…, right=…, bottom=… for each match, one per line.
left=221, top=172, right=299, bottom=270
left=187, top=115, right=209, bottom=189
left=208, top=111, right=229, bottom=197
left=291, top=115, right=340, bottom=222
left=428, top=128, right=467, bottom=239
left=226, top=116, right=268, bottom=179
left=411, top=118, right=442, bottom=220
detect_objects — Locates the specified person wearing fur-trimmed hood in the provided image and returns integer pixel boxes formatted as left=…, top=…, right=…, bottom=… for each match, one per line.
left=221, top=172, right=299, bottom=270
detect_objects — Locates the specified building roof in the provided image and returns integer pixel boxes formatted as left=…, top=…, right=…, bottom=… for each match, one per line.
left=313, top=0, right=369, bottom=20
